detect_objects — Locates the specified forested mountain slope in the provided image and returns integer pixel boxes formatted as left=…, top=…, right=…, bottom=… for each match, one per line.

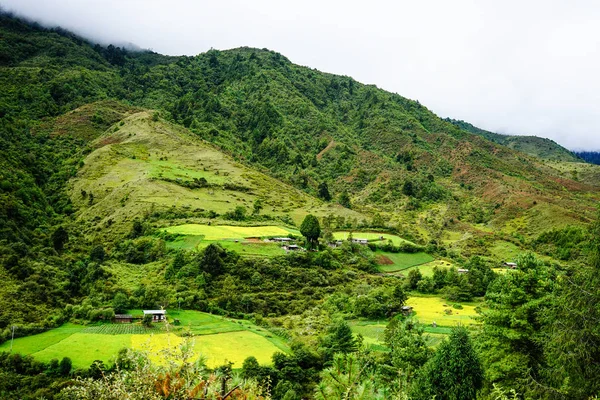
left=575, top=150, right=600, bottom=165
left=445, top=118, right=580, bottom=162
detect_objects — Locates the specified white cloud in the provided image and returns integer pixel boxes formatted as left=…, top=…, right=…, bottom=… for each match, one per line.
left=4, top=0, right=600, bottom=149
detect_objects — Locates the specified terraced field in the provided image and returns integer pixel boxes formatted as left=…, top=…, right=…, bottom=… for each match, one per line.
left=164, top=224, right=301, bottom=255
left=333, top=231, right=413, bottom=245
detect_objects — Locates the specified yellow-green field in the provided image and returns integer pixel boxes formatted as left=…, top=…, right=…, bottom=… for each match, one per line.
left=0, top=311, right=289, bottom=369
left=164, top=224, right=301, bottom=255
left=406, top=295, right=480, bottom=326
left=398, top=260, right=456, bottom=277
left=164, top=224, right=299, bottom=240
left=349, top=319, right=449, bottom=349
left=333, top=231, right=413, bottom=246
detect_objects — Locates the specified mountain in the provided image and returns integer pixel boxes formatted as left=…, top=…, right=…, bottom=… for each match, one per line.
left=2, top=12, right=600, bottom=400
left=2, top=10, right=599, bottom=251
left=574, top=151, right=600, bottom=165
left=445, top=118, right=580, bottom=162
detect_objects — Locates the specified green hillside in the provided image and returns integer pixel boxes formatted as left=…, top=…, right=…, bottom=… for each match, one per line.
left=69, top=109, right=362, bottom=238
left=445, top=118, right=580, bottom=162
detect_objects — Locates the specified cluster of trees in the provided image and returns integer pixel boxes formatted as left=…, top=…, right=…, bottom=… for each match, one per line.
left=405, top=256, right=496, bottom=301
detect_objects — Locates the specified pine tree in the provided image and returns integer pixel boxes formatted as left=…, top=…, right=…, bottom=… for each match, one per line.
left=411, top=327, right=483, bottom=400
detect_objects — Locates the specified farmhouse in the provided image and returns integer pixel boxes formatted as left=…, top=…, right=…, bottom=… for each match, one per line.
left=401, top=306, right=413, bottom=316
left=282, top=244, right=303, bottom=251
left=504, top=262, right=518, bottom=269
left=457, top=268, right=469, bottom=274
left=114, top=314, right=133, bottom=323
left=143, top=310, right=166, bottom=322
left=272, top=237, right=294, bottom=243
left=352, top=238, right=369, bottom=245
left=328, top=240, right=344, bottom=248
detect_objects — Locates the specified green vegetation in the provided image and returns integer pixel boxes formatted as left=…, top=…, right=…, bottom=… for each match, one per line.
left=1, top=12, right=600, bottom=400
left=375, top=251, right=435, bottom=272
left=446, top=118, right=580, bottom=162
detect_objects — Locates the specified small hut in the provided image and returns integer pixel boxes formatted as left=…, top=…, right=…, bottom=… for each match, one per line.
left=114, top=314, right=133, bottom=323
left=143, top=310, right=166, bottom=322
left=401, top=305, right=413, bottom=316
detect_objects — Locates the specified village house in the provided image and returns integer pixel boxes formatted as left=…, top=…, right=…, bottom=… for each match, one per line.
left=143, top=310, right=166, bottom=322
left=272, top=237, right=294, bottom=243
left=352, top=238, right=369, bottom=245
left=503, top=262, right=518, bottom=269
left=114, top=314, right=133, bottom=323
left=401, top=305, right=413, bottom=316
left=282, top=244, right=303, bottom=251
left=457, top=268, right=469, bottom=274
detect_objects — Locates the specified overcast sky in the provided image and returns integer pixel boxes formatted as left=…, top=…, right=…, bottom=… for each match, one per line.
left=4, top=0, right=600, bottom=150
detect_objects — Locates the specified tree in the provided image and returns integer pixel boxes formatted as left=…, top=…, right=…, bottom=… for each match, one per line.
left=402, top=180, right=415, bottom=197
left=338, top=191, right=351, bottom=208
left=165, top=251, right=185, bottom=280
left=252, top=199, right=263, bottom=215
left=322, top=321, right=357, bottom=358
left=300, top=214, right=321, bottom=249
left=477, top=253, right=553, bottom=396
left=543, top=211, right=600, bottom=398
left=130, top=220, right=144, bottom=238
left=112, top=292, right=129, bottom=314
left=385, top=318, right=432, bottom=381
left=318, top=182, right=331, bottom=201
left=411, top=326, right=483, bottom=400
left=52, top=226, right=68, bottom=251
left=59, top=357, right=72, bottom=377
left=199, top=243, right=225, bottom=276
left=89, top=245, right=106, bottom=263
left=142, top=314, right=153, bottom=328
left=406, top=268, right=423, bottom=290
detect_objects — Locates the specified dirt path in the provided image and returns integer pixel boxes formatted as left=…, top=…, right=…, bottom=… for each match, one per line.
left=316, top=140, right=336, bottom=161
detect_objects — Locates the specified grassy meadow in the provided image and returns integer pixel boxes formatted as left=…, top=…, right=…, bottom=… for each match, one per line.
left=69, top=113, right=365, bottom=238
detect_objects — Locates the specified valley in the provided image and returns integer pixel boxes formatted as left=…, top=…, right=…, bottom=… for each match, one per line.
left=1, top=11, right=600, bottom=399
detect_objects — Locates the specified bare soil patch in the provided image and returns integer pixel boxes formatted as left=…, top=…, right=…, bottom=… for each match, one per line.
left=375, top=255, right=394, bottom=265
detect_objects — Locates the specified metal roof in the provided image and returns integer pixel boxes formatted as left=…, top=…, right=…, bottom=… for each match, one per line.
left=143, top=310, right=166, bottom=314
